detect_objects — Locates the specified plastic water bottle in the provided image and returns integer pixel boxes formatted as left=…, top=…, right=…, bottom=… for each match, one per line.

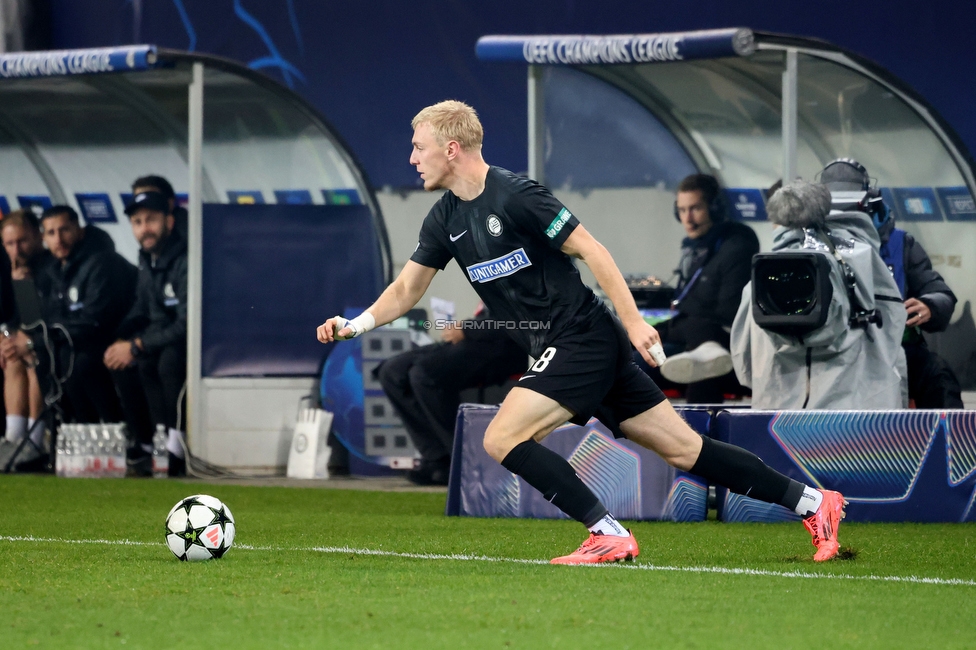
left=55, top=430, right=67, bottom=477
left=105, top=425, right=125, bottom=478
left=67, top=425, right=83, bottom=478
left=58, top=425, right=72, bottom=477
left=64, top=425, right=83, bottom=478
left=115, top=426, right=127, bottom=478
left=87, top=425, right=100, bottom=477
left=152, top=424, right=169, bottom=478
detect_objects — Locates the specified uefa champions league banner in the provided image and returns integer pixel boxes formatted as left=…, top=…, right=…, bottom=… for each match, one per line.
left=0, top=46, right=159, bottom=79
left=713, top=410, right=976, bottom=523
left=446, top=404, right=712, bottom=522
left=475, top=28, right=755, bottom=66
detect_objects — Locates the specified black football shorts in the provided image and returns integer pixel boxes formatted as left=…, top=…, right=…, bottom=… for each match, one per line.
left=515, top=311, right=666, bottom=438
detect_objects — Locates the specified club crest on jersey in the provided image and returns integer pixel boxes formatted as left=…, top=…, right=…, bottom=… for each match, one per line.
left=466, top=248, right=532, bottom=283
left=486, top=214, right=503, bottom=237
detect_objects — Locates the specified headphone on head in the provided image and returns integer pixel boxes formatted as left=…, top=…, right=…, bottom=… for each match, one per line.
left=819, top=158, right=889, bottom=228
left=673, top=175, right=728, bottom=224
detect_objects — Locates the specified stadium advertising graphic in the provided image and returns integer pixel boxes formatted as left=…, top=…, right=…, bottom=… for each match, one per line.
left=715, top=410, right=976, bottom=523
left=447, top=404, right=712, bottom=522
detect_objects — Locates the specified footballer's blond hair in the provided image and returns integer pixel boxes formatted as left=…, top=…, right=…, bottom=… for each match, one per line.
left=411, top=100, right=483, bottom=151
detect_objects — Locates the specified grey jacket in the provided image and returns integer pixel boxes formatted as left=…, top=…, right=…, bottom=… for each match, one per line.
left=731, top=211, right=908, bottom=409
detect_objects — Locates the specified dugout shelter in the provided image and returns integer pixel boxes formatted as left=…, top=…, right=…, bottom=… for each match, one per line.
left=477, top=28, right=976, bottom=387
left=0, top=45, right=391, bottom=470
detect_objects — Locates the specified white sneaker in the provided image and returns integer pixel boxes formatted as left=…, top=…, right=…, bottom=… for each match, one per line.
left=11, top=443, right=43, bottom=471
left=0, top=438, right=41, bottom=471
left=660, top=341, right=734, bottom=384
left=0, top=439, right=22, bottom=469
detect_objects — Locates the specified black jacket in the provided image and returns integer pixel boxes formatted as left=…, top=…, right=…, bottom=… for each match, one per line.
left=37, top=227, right=137, bottom=351
left=0, top=250, right=14, bottom=327
left=673, top=220, right=759, bottom=327
left=879, top=222, right=956, bottom=333
left=116, top=232, right=188, bottom=353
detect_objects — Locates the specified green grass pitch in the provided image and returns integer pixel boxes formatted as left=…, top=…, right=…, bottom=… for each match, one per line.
left=2, top=475, right=976, bottom=649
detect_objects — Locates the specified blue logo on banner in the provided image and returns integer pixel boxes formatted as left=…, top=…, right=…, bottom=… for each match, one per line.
left=227, top=191, right=265, bottom=204
left=891, top=187, right=943, bottom=221
left=274, top=189, right=313, bottom=205
left=725, top=188, right=767, bottom=221
left=936, top=187, right=976, bottom=222
left=466, top=248, right=532, bottom=283
left=75, top=193, right=117, bottom=223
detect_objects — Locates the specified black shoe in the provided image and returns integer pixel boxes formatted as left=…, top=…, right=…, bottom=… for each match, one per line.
left=406, top=459, right=450, bottom=486
left=12, top=445, right=50, bottom=473
left=168, top=452, right=186, bottom=477
left=327, top=464, right=350, bottom=477
left=126, top=448, right=153, bottom=477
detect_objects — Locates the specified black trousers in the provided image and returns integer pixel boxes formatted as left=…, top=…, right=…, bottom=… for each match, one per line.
left=640, top=314, right=743, bottom=404
left=112, top=343, right=187, bottom=447
left=905, top=342, right=963, bottom=408
left=377, top=338, right=526, bottom=463
left=61, top=346, right=125, bottom=424
left=138, top=343, right=187, bottom=431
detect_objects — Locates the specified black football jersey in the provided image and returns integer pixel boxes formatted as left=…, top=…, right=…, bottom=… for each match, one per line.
left=410, top=166, right=605, bottom=357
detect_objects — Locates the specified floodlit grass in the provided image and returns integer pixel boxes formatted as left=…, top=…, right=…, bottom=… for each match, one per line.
left=2, top=475, right=976, bottom=649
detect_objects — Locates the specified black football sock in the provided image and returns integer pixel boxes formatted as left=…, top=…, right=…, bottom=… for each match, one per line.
left=501, top=439, right=608, bottom=527
left=689, top=436, right=806, bottom=511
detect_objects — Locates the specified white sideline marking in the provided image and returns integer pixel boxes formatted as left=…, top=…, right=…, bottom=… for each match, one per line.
left=2, top=534, right=974, bottom=587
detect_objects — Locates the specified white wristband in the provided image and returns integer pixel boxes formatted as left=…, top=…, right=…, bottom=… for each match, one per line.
left=648, top=342, right=667, bottom=366
left=335, top=312, right=375, bottom=339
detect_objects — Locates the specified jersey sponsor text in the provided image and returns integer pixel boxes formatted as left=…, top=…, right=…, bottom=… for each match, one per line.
left=546, top=207, right=573, bottom=239
left=466, top=248, right=532, bottom=283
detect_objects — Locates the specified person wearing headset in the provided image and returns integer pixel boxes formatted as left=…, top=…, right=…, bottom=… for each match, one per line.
left=820, top=158, right=962, bottom=408
left=647, top=174, right=759, bottom=403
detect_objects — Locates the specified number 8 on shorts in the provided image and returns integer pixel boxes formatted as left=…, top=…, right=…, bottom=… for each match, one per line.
left=530, top=346, right=557, bottom=373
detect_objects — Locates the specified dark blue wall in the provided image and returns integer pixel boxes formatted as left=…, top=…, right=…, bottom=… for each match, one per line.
left=50, top=1, right=976, bottom=189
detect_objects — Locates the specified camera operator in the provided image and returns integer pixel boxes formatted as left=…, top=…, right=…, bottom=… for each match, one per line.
left=820, top=158, right=962, bottom=408
left=2, top=206, right=139, bottom=426
left=105, top=190, right=188, bottom=477
left=643, top=174, right=758, bottom=403
left=730, top=180, right=907, bottom=409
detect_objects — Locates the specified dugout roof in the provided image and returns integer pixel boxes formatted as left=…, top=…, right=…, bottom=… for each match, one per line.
left=477, top=28, right=976, bottom=222
left=0, top=45, right=392, bottom=267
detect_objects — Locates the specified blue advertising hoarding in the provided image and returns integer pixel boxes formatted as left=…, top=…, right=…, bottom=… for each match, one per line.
left=726, top=188, right=768, bottom=221
left=17, top=195, right=51, bottom=212
left=889, top=187, right=944, bottom=221
left=936, top=186, right=976, bottom=221
left=75, top=193, right=118, bottom=223
left=713, top=410, right=976, bottom=523
left=446, top=404, right=713, bottom=522
left=227, top=191, right=266, bottom=205
left=274, top=189, right=313, bottom=205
